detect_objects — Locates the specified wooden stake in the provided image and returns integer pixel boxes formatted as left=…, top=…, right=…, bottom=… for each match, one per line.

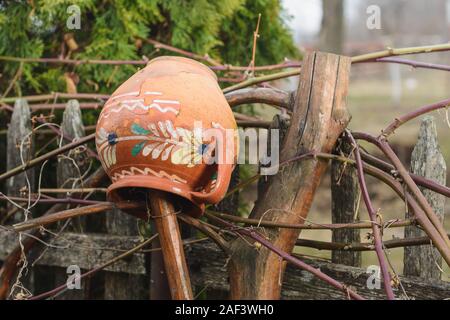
left=148, top=190, right=193, bottom=300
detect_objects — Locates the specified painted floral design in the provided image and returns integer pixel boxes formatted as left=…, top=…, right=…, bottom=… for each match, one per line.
left=96, top=127, right=117, bottom=168
left=96, top=120, right=212, bottom=169
left=130, top=121, right=208, bottom=167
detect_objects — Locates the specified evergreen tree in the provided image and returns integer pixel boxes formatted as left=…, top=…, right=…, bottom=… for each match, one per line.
left=0, top=0, right=298, bottom=98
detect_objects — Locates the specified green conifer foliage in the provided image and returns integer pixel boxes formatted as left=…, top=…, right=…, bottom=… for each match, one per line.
left=0, top=0, right=298, bottom=96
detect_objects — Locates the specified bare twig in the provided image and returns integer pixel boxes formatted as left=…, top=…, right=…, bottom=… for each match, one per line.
left=11, top=202, right=143, bottom=232
left=346, top=131, right=395, bottom=300
left=29, top=234, right=158, bottom=300
left=223, top=69, right=301, bottom=93
left=0, top=133, right=95, bottom=183
left=373, top=57, right=450, bottom=72
left=209, top=214, right=365, bottom=300
left=382, top=98, right=450, bottom=137
left=351, top=43, right=450, bottom=63
left=225, top=88, right=291, bottom=109
left=206, top=210, right=414, bottom=231
left=0, top=55, right=148, bottom=66
left=296, top=234, right=450, bottom=251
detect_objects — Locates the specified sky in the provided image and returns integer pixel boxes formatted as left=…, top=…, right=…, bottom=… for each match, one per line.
left=281, top=0, right=450, bottom=45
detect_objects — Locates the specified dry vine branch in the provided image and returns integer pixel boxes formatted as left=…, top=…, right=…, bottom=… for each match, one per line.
left=354, top=132, right=450, bottom=248
left=208, top=214, right=365, bottom=300
left=352, top=133, right=450, bottom=267
left=0, top=167, right=107, bottom=299
left=206, top=210, right=415, bottom=231
left=295, top=234, right=450, bottom=252
left=0, top=55, right=149, bottom=66
left=351, top=43, right=450, bottom=63
left=29, top=234, right=158, bottom=300
left=373, top=57, right=450, bottom=72
left=382, top=97, right=450, bottom=137
left=360, top=151, right=450, bottom=197
left=10, top=202, right=143, bottom=232
left=0, top=133, right=95, bottom=183
left=346, top=131, right=395, bottom=300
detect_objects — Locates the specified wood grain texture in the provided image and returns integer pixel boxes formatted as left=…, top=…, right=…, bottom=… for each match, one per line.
left=1, top=234, right=448, bottom=299
left=149, top=191, right=193, bottom=300
left=104, top=208, right=148, bottom=300
left=331, top=139, right=362, bottom=266
left=229, top=52, right=352, bottom=299
left=6, top=99, right=34, bottom=223
left=53, top=100, right=88, bottom=300
left=0, top=167, right=107, bottom=300
left=405, top=116, right=446, bottom=279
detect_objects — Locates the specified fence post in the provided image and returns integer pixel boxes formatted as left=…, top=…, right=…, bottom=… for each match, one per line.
left=104, top=206, right=148, bottom=299
left=6, top=99, right=34, bottom=223
left=331, top=139, right=362, bottom=267
left=228, top=52, right=352, bottom=299
left=5, top=98, right=35, bottom=297
left=53, top=99, right=89, bottom=299
left=404, top=116, right=446, bottom=279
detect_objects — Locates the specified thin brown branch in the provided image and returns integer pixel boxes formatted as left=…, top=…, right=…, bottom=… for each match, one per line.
left=143, top=38, right=221, bottom=66
left=178, top=214, right=229, bottom=254
left=225, top=88, right=291, bottom=109
left=34, top=116, right=99, bottom=160
left=354, top=132, right=450, bottom=246
left=296, top=234, right=450, bottom=251
left=29, top=233, right=158, bottom=300
left=38, top=187, right=107, bottom=194
left=0, top=194, right=101, bottom=206
left=0, top=55, right=148, bottom=66
left=11, top=202, right=142, bottom=232
left=0, top=93, right=110, bottom=104
left=208, top=214, right=365, bottom=300
left=361, top=151, right=450, bottom=197
left=346, top=131, right=395, bottom=300
left=351, top=43, right=450, bottom=63
left=206, top=210, right=414, bottom=231
left=352, top=132, right=450, bottom=268
left=223, top=69, right=301, bottom=93
left=382, top=97, right=450, bottom=137
left=0, top=133, right=95, bottom=183
left=374, top=57, right=450, bottom=72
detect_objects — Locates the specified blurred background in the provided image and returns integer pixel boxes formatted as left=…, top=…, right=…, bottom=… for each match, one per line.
left=276, top=0, right=450, bottom=275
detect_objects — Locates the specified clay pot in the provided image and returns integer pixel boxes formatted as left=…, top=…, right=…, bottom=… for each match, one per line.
left=96, top=56, right=238, bottom=218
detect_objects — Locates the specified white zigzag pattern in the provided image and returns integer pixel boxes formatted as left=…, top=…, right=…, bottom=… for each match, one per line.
left=111, top=166, right=187, bottom=184
left=101, top=102, right=179, bottom=119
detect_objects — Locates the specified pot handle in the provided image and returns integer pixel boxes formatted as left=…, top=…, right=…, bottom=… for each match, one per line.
left=190, top=162, right=233, bottom=204
left=190, top=133, right=234, bottom=204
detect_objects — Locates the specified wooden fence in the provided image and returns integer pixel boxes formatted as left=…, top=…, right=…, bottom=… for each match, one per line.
left=0, top=99, right=449, bottom=299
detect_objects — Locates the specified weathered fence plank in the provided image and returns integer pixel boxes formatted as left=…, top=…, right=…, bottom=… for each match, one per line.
left=104, top=209, right=148, bottom=299
left=405, top=116, right=446, bottom=279
left=5, top=99, right=35, bottom=297
left=53, top=99, right=89, bottom=299
left=6, top=99, right=34, bottom=223
left=331, top=139, right=362, bottom=266
left=229, top=52, right=352, bottom=299
left=1, top=233, right=448, bottom=299
left=190, top=242, right=450, bottom=300
left=0, top=231, right=146, bottom=274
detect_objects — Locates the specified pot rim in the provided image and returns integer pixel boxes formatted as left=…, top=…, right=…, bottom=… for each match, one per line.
left=107, top=174, right=203, bottom=218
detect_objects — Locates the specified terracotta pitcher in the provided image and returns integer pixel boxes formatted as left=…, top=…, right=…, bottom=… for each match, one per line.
left=96, top=56, right=238, bottom=218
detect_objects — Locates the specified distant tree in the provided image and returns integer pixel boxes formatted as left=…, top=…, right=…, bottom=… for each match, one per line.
left=318, top=0, right=344, bottom=54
